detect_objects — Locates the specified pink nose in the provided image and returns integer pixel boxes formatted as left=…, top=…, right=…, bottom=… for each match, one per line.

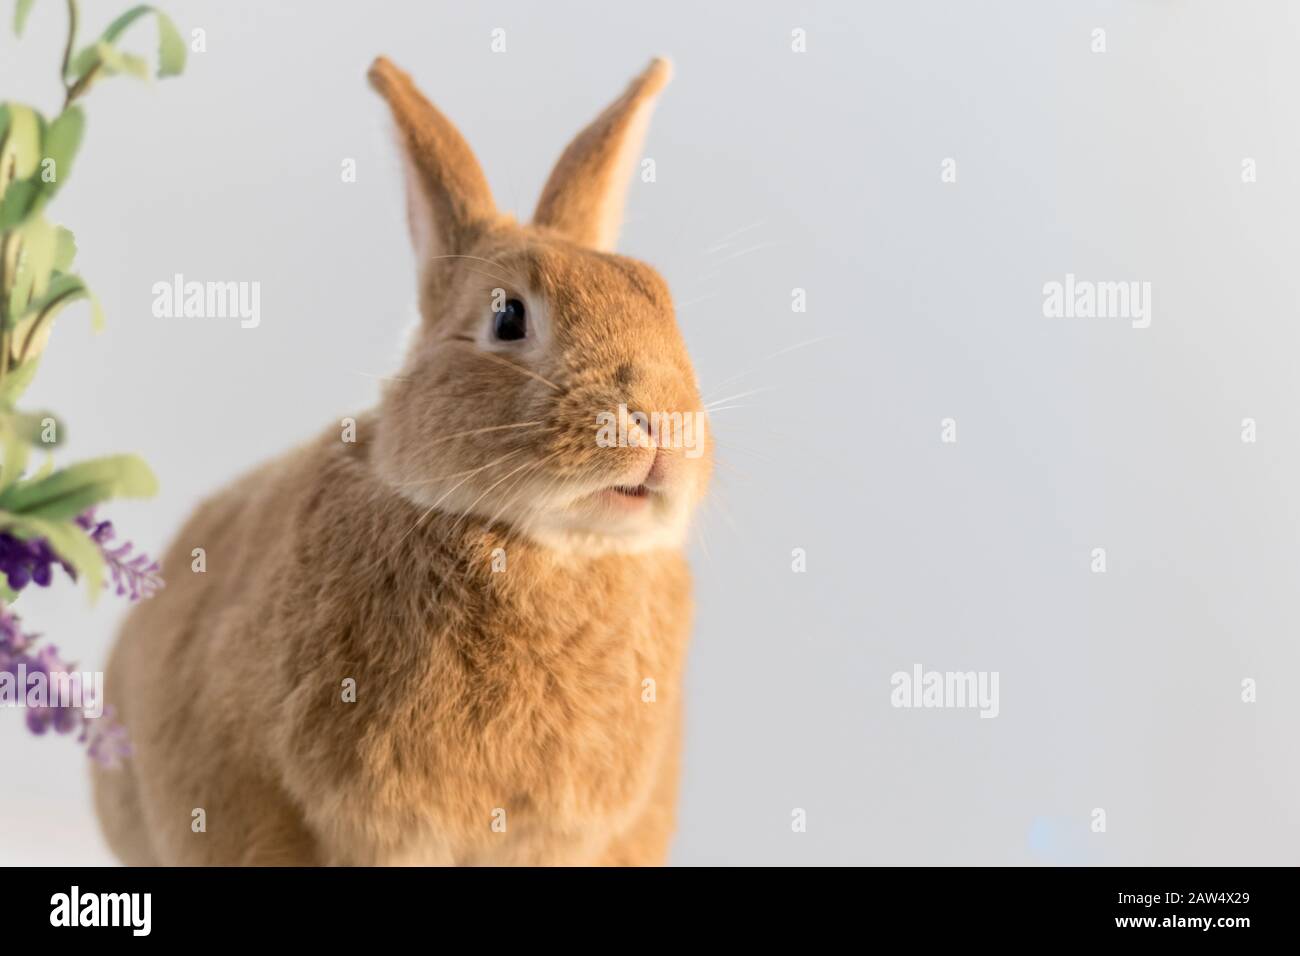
left=645, top=448, right=674, bottom=488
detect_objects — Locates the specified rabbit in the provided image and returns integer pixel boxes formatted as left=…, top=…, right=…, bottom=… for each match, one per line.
left=92, top=55, right=711, bottom=866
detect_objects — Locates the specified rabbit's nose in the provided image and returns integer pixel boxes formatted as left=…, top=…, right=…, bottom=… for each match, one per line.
left=645, top=447, right=677, bottom=490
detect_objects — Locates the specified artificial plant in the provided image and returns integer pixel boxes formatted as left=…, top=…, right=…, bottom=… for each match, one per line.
left=0, top=0, right=184, bottom=764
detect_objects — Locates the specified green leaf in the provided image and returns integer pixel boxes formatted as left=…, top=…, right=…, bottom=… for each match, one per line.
left=12, top=271, right=93, bottom=361
left=153, top=13, right=186, bottom=77
left=91, top=41, right=150, bottom=79
left=0, top=412, right=31, bottom=493
left=67, top=6, right=187, bottom=91
left=19, top=261, right=85, bottom=314
left=38, top=106, right=84, bottom=201
left=13, top=0, right=35, bottom=37
left=0, top=103, right=42, bottom=202
left=52, top=225, right=75, bottom=271
left=88, top=288, right=103, bottom=331
left=14, top=271, right=104, bottom=343
left=0, top=511, right=106, bottom=601
left=29, top=450, right=53, bottom=481
left=0, top=353, right=40, bottom=407
left=101, top=6, right=186, bottom=78
left=67, top=44, right=97, bottom=80
left=10, top=409, right=61, bottom=446
left=0, top=178, right=40, bottom=229
left=0, top=452, right=158, bottom=521
left=3, top=214, right=57, bottom=325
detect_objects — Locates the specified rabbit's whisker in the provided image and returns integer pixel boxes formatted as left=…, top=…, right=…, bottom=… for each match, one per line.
left=704, top=387, right=773, bottom=408
left=447, top=451, right=562, bottom=541
left=448, top=341, right=565, bottom=393
left=703, top=241, right=780, bottom=268
left=701, top=335, right=832, bottom=401
left=426, top=253, right=519, bottom=278
left=388, top=449, right=523, bottom=552
left=689, top=242, right=776, bottom=287
left=352, top=370, right=410, bottom=382
left=702, top=220, right=765, bottom=254
left=425, top=420, right=546, bottom=448
left=708, top=456, right=750, bottom=481
left=709, top=436, right=776, bottom=464
left=483, top=455, right=557, bottom=532
left=395, top=446, right=526, bottom=487
left=462, top=266, right=517, bottom=286
left=675, top=291, right=721, bottom=310
left=701, top=486, right=740, bottom=536
left=396, top=467, right=504, bottom=487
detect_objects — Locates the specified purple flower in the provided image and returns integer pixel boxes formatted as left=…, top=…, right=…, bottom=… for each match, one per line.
left=0, top=532, right=73, bottom=593
left=76, top=510, right=163, bottom=602
left=0, top=605, right=25, bottom=654
left=80, top=705, right=132, bottom=768
left=0, top=512, right=156, bottom=761
left=0, top=603, right=129, bottom=766
left=23, top=645, right=88, bottom=736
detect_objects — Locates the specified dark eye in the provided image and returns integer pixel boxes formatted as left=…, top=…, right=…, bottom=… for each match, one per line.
left=493, top=298, right=527, bottom=341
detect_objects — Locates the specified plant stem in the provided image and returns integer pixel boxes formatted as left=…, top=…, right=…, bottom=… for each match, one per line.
left=16, top=287, right=80, bottom=366
left=61, top=0, right=77, bottom=83
left=64, top=63, right=100, bottom=110
left=0, top=236, right=9, bottom=385
left=60, top=0, right=78, bottom=109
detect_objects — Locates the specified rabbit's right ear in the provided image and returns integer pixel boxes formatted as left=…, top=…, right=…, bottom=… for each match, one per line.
left=368, top=57, right=497, bottom=265
left=533, top=58, right=671, bottom=252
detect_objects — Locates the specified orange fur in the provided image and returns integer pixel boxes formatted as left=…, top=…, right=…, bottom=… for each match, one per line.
left=93, top=57, right=709, bottom=866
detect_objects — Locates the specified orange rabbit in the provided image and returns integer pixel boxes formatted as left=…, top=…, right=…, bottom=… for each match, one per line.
left=92, top=56, right=711, bottom=865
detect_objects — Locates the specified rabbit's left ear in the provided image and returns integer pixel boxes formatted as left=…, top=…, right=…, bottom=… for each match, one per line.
left=533, top=58, right=672, bottom=252
left=369, top=57, right=497, bottom=265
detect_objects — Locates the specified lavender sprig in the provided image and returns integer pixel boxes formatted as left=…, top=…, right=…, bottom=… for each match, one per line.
left=80, top=705, right=131, bottom=769
left=0, top=605, right=130, bottom=767
left=76, top=510, right=163, bottom=601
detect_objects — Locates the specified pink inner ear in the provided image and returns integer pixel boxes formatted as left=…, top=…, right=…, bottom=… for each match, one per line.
left=370, top=56, right=498, bottom=263
left=400, top=147, right=438, bottom=264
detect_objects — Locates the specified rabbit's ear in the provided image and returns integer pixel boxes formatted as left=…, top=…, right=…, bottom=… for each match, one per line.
left=533, top=58, right=672, bottom=251
left=369, top=57, right=497, bottom=262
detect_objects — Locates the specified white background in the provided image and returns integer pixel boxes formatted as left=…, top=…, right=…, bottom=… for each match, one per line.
left=2, top=0, right=1299, bottom=865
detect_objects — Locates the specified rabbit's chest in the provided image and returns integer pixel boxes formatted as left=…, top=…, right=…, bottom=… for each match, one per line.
left=326, top=575, right=691, bottom=864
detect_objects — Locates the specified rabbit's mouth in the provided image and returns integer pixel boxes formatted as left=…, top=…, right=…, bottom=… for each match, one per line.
left=611, top=484, right=650, bottom=498
left=590, top=449, right=666, bottom=509
left=524, top=467, right=696, bottom=555
left=517, top=446, right=701, bottom=553
left=595, top=483, right=656, bottom=512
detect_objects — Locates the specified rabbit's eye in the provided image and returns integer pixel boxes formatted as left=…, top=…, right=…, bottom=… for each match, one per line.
left=493, top=299, right=527, bottom=341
